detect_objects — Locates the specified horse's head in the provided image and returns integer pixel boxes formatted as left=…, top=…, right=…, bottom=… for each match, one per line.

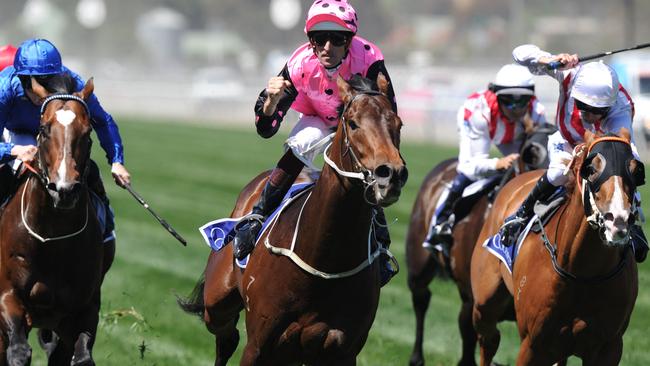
left=332, top=73, right=408, bottom=207
left=31, top=76, right=94, bottom=209
left=576, top=129, right=645, bottom=246
left=520, top=123, right=556, bottom=171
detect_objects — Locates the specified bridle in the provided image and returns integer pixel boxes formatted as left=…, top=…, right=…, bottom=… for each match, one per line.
left=322, top=91, right=393, bottom=205
left=19, top=94, right=93, bottom=243
left=34, top=94, right=93, bottom=188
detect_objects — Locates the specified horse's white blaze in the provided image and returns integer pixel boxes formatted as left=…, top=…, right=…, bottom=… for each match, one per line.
left=54, top=110, right=76, bottom=190
left=55, top=110, right=76, bottom=126
left=604, top=177, right=629, bottom=243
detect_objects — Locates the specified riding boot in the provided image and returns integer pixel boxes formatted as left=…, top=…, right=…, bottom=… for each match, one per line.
left=499, top=174, right=556, bottom=246
left=631, top=225, right=648, bottom=263
left=0, top=164, right=15, bottom=207
left=87, top=160, right=115, bottom=242
left=232, top=151, right=304, bottom=261
left=374, top=208, right=398, bottom=287
left=423, top=173, right=471, bottom=255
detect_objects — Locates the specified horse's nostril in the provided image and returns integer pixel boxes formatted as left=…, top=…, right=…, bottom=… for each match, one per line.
left=374, top=165, right=392, bottom=179
left=47, top=182, right=57, bottom=192
left=400, top=167, right=409, bottom=185
left=603, top=212, right=615, bottom=222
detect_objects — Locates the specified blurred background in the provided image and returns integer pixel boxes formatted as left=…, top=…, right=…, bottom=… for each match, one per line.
left=2, top=1, right=650, bottom=364
left=1, top=0, right=649, bottom=147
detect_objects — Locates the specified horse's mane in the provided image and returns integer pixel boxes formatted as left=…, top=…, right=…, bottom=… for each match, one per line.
left=47, top=73, right=76, bottom=94
left=337, top=74, right=380, bottom=118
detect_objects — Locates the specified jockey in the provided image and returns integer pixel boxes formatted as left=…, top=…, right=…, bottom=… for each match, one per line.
left=232, top=0, right=398, bottom=285
left=499, top=44, right=648, bottom=263
left=0, top=45, right=17, bottom=71
left=0, top=38, right=131, bottom=242
left=423, top=64, right=548, bottom=255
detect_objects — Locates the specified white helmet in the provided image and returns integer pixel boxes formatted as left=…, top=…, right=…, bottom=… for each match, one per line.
left=571, top=61, right=619, bottom=108
left=493, top=64, right=535, bottom=95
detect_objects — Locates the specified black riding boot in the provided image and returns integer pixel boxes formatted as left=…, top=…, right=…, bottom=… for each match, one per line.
left=232, top=177, right=294, bottom=260
left=87, top=160, right=114, bottom=241
left=499, top=174, right=556, bottom=246
left=0, top=164, right=15, bottom=207
left=375, top=208, right=398, bottom=287
left=423, top=173, right=471, bottom=255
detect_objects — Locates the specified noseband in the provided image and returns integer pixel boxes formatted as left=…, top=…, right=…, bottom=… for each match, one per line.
left=323, top=91, right=388, bottom=205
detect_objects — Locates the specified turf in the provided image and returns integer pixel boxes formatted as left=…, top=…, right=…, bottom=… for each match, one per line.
left=25, top=117, right=650, bottom=365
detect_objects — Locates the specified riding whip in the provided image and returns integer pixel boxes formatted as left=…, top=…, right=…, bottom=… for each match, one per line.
left=548, top=42, right=650, bottom=69
left=124, top=183, right=187, bottom=246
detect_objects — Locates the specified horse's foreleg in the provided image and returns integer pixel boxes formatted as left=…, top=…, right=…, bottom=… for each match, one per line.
left=408, top=286, right=430, bottom=366
left=0, top=290, right=32, bottom=366
left=582, top=337, right=622, bottom=366
left=458, top=299, right=477, bottom=366
left=51, top=301, right=99, bottom=366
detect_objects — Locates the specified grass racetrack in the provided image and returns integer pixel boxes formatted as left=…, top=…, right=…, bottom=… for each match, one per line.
left=28, top=117, right=650, bottom=365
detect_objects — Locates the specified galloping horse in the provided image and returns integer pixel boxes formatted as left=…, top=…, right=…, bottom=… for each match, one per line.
left=0, top=77, right=111, bottom=365
left=471, top=130, right=641, bottom=365
left=405, top=125, right=554, bottom=366
left=181, top=74, right=407, bottom=365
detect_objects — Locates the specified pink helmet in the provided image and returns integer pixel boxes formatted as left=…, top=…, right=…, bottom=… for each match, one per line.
left=304, top=0, right=358, bottom=34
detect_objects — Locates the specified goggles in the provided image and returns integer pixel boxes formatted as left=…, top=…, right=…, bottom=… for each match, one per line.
left=497, top=94, right=532, bottom=110
left=309, top=31, right=350, bottom=47
left=575, top=99, right=611, bottom=116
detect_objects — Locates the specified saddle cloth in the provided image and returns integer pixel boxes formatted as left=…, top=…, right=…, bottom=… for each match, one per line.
left=199, top=182, right=314, bottom=269
left=483, top=188, right=567, bottom=273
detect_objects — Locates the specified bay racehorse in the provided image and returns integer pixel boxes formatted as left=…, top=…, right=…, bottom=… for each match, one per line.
left=180, top=73, right=408, bottom=365
left=0, top=77, right=112, bottom=365
left=471, top=130, right=642, bottom=365
left=405, top=124, right=555, bottom=366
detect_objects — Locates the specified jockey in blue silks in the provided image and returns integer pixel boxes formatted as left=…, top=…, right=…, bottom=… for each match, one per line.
left=0, top=38, right=131, bottom=241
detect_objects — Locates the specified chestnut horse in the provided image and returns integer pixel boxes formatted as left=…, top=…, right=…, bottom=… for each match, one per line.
left=181, top=74, right=407, bottom=365
left=406, top=124, right=555, bottom=366
left=0, top=77, right=112, bottom=365
left=471, top=130, right=641, bottom=365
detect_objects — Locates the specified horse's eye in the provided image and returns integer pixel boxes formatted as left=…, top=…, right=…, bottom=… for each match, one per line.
left=348, top=120, right=359, bottom=130
left=39, top=124, right=50, bottom=137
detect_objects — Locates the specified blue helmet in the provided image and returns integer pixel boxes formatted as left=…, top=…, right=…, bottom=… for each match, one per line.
left=13, top=39, right=63, bottom=75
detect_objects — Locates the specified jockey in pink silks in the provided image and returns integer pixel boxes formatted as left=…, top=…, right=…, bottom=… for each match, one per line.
left=232, top=0, right=399, bottom=285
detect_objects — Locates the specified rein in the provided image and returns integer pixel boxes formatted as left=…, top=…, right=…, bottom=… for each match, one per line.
left=262, top=189, right=395, bottom=279
left=20, top=176, right=89, bottom=243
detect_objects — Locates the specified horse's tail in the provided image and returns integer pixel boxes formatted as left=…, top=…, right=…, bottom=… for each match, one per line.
left=177, top=273, right=206, bottom=318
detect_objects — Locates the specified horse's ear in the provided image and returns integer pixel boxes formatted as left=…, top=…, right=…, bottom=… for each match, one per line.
left=337, top=75, right=354, bottom=105
left=618, top=127, right=631, bottom=143
left=376, top=72, right=389, bottom=96
left=77, top=77, right=94, bottom=100
left=30, top=77, right=49, bottom=100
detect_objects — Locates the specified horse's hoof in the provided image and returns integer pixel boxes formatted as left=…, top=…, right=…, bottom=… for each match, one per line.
left=71, top=354, right=94, bottom=366
left=7, top=343, right=32, bottom=366
left=408, top=354, right=424, bottom=366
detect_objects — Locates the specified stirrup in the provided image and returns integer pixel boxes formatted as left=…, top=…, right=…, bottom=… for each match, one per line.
left=232, top=214, right=265, bottom=260
left=498, top=215, right=527, bottom=247
left=379, top=250, right=399, bottom=287
left=234, top=213, right=265, bottom=232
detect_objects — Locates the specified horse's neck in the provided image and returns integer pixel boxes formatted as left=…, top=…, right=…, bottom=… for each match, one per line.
left=22, top=177, right=88, bottom=224
left=299, top=157, right=373, bottom=263
left=553, top=184, right=624, bottom=276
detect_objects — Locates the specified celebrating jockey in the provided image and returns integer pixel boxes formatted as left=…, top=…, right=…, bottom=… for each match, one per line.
left=0, top=38, right=131, bottom=242
left=0, top=45, right=17, bottom=71
left=423, top=64, right=548, bottom=255
left=499, top=44, right=648, bottom=263
left=232, top=0, right=398, bottom=284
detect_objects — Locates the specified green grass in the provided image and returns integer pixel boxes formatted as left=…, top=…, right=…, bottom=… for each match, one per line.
left=26, top=118, right=650, bottom=365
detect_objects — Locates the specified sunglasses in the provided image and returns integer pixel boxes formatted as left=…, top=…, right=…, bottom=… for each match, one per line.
left=497, top=94, right=532, bottom=110
left=575, top=99, right=610, bottom=116
left=309, top=31, right=350, bottom=47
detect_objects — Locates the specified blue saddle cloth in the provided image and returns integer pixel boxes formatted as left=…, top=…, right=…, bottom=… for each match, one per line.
left=199, top=182, right=314, bottom=268
left=483, top=216, right=538, bottom=273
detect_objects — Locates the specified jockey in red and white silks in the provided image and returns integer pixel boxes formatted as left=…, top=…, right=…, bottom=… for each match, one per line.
left=499, top=45, right=647, bottom=263
left=423, top=64, right=548, bottom=254
left=457, top=84, right=546, bottom=180
left=513, top=44, right=637, bottom=186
